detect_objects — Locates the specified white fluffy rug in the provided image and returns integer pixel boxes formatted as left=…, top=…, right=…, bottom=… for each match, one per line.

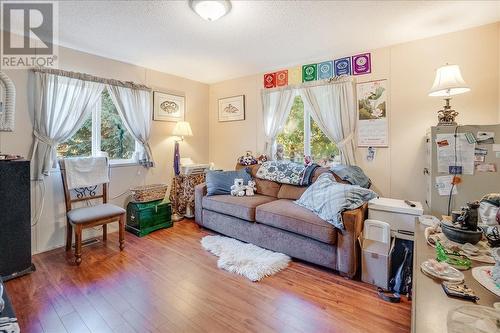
left=201, top=235, right=291, bottom=282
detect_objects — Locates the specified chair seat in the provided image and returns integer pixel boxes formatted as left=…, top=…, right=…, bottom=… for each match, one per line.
left=67, top=203, right=125, bottom=224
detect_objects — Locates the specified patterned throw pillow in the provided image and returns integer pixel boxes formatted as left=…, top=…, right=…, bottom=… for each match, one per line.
left=295, top=173, right=378, bottom=229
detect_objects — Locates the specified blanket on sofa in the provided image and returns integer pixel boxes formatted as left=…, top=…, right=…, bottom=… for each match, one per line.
left=256, top=160, right=319, bottom=186
left=330, top=164, right=371, bottom=188
left=295, top=173, right=377, bottom=229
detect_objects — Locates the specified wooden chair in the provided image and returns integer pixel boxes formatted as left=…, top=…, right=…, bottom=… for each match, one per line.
left=59, top=159, right=126, bottom=265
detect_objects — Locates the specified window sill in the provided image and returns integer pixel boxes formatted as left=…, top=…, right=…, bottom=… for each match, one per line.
left=109, top=159, right=140, bottom=168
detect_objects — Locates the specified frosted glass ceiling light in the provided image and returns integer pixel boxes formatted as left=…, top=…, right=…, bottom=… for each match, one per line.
left=189, top=0, right=231, bottom=21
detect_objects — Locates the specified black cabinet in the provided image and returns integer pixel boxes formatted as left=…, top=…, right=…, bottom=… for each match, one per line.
left=0, top=160, right=35, bottom=281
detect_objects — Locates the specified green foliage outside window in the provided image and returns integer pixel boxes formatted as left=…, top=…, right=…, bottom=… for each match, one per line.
left=100, top=90, right=135, bottom=160
left=57, top=90, right=136, bottom=160
left=57, top=115, right=92, bottom=157
left=276, top=96, right=338, bottom=165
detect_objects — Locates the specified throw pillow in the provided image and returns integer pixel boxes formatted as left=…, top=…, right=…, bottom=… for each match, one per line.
left=295, top=173, right=377, bottom=229
left=205, top=169, right=252, bottom=196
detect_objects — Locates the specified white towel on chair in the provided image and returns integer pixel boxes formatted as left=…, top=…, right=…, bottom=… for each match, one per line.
left=64, top=157, right=110, bottom=189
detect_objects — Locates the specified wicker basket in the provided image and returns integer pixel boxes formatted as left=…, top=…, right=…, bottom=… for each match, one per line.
left=130, top=184, right=168, bottom=203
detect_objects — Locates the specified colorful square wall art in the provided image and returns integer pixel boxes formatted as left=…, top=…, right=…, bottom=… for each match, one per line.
left=218, top=95, right=245, bottom=122
left=302, top=64, right=317, bottom=82
left=288, top=66, right=301, bottom=85
left=334, top=57, right=351, bottom=76
left=264, top=73, right=276, bottom=88
left=153, top=91, right=185, bottom=122
left=352, top=53, right=371, bottom=75
left=318, top=61, right=333, bottom=79
left=276, top=70, right=288, bottom=86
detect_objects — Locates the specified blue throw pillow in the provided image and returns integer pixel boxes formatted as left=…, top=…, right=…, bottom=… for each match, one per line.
left=205, top=169, right=251, bottom=196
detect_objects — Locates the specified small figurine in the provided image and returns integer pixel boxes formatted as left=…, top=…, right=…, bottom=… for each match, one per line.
left=245, top=180, right=256, bottom=196
left=238, top=151, right=257, bottom=166
left=257, top=154, right=268, bottom=164
left=230, top=178, right=245, bottom=197
left=276, top=144, right=285, bottom=160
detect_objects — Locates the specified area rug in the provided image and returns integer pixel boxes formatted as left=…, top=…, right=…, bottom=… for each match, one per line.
left=201, top=235, right=291, bottom=281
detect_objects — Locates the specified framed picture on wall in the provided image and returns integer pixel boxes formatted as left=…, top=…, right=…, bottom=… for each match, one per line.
left=218, top=95, right=245, bottom=122
left=153, top=91, right=185, bottom=122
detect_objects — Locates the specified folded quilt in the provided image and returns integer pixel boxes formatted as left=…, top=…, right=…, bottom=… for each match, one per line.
left=256, top=160, right=319, bottom=186
left=330, top=164, right=371, bottom=188
left=295, top=173, right=378, bottom=230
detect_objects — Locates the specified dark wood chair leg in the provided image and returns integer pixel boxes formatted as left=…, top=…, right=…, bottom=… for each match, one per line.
left=75, top=225, right=82, bottom=265
left=66, top=221, right=73, bottom=251
left=102, top=224, right=107, bottom=241
left=119, top=214, right=125, bottom=251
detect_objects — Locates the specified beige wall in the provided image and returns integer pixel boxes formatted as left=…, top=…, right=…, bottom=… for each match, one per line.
left=2, top=22, right=499, bottom=254
left=0, top=46, right=209, bottom=254
left=208, top=23, right=500, bottom=208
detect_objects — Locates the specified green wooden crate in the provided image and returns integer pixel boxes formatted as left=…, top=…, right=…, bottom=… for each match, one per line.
left=126, top=199, right=172, bottom=237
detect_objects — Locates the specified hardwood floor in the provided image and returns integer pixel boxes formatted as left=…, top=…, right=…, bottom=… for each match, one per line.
left=5, top=220, right=411, bottom=333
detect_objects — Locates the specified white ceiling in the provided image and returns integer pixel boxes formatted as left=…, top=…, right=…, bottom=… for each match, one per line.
left=57, top=1, right=500, bottom=84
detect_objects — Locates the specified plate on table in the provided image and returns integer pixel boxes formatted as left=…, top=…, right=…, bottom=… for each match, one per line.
left=472, top=266, right=500, bottom=297
left=421, top=260, right=465, bottom=283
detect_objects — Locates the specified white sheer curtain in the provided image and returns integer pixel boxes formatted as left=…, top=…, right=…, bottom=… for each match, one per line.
left=106, top=85, right=153, bottom=164
left=31, top=71, right=104, bottom=180
left=261, top=87, right=296, bottom=158
left=300, top=78, right=357, bottom=165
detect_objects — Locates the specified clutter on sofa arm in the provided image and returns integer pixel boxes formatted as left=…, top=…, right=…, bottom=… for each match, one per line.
left=330, top=164, right=371, bottom=189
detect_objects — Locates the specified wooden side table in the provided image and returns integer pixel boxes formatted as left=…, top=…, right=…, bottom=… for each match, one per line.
left=169, top=173, right=206, bottom=221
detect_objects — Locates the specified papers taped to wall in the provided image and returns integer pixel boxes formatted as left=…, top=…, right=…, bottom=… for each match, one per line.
left=436, top=133, right=475, bottom=175
left=436, top=175, right=458, bottom=196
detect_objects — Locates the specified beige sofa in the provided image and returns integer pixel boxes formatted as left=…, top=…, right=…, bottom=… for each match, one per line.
left=195, top=165, right=367, bottom=278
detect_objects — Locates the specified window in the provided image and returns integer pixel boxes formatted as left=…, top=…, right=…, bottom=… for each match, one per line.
left=276, top=96, right=338, bottom=166
left=57, top=89, right=138, bottom=163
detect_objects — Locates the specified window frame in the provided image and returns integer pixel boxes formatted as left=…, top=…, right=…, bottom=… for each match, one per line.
left=278, top=93, right=339, bottom=165
left=59, top=91, right=140, bottom=166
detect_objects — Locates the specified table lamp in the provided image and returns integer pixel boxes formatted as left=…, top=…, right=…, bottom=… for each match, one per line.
left=172, top=121, right=193, bottom=176
left=429, top=64, right=470, bottom=126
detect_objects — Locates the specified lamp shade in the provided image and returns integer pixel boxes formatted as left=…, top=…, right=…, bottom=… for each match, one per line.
left=173, top=121, right=193, bottom=137
left=429, top=64, right=470, bottom=97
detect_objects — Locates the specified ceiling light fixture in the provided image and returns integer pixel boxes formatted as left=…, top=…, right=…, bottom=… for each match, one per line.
left=189, top=0, right=231, bottom=21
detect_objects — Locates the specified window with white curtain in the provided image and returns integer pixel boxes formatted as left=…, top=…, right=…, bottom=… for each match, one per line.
left=276, top=95, right=339, bottom=166
left=57, top=89, right=139, bottom=163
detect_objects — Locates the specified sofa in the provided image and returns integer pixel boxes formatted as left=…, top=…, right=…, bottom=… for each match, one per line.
left=194, top=165, right=367, bottom=278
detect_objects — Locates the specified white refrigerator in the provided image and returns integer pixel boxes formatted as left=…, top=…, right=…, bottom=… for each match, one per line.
left=426, top=124, right=500, bottom=216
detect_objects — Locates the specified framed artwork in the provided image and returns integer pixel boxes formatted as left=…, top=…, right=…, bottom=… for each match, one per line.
left=218, top=95, right=245, bottom=122
left=153, top=91, right=185, bottom=122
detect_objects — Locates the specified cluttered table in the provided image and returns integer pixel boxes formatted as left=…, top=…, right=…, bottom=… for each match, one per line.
left=412, top=221, right=498, bottom=333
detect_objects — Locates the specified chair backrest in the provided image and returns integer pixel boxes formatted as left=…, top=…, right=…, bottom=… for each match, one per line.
left=58, top=159, right=108, bottom=213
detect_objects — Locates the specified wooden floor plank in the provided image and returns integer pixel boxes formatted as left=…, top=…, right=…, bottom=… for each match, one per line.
left=4, top=219, right=411, bottom=333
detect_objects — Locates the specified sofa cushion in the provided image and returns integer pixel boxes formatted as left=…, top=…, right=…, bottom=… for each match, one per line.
left=202, top=194, right=276, bottom=221
left=255, top=199, right=337, bottom=245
